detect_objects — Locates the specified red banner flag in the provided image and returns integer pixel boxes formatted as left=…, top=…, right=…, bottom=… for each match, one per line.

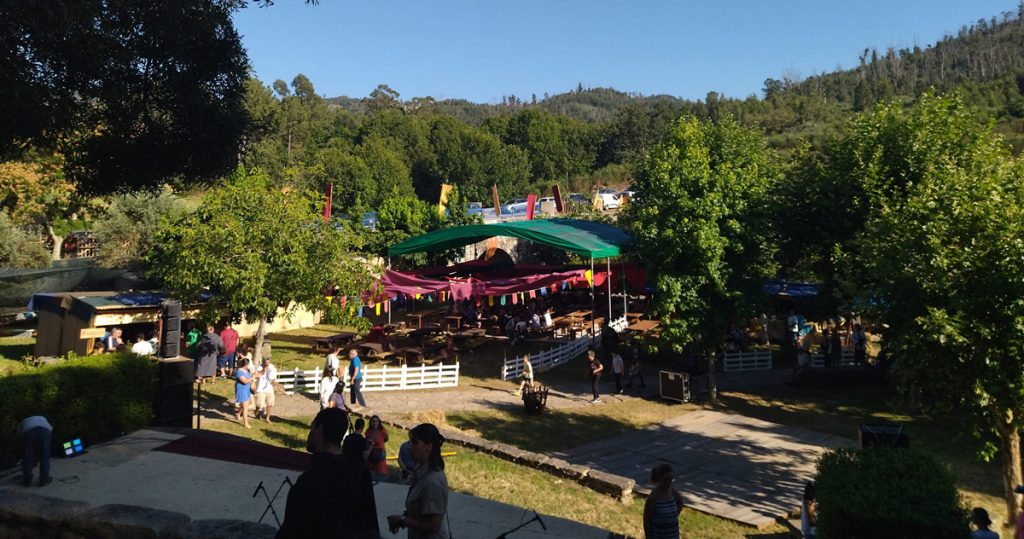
left=552, top=185, right=564, bottom=213
left=526, top=194, right=537, bottom=220
left=323, top=183, right=333, bottom=222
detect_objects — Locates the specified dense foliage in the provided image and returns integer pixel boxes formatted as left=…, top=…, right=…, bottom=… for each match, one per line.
left=0, top=0, right=250, bottom=193
left=93, top=190, right=188, bottom=270
left=0, top=353, right=156, bottom=466
left=815, top=448, right=969, bottom=538
left=147, top=168, right=374, bottom=357
left=623, top=117, right=778, bottom=403
left=0, top=212, right=50, bottom=268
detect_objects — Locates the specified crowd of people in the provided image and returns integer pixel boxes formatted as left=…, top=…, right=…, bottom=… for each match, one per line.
left=275, top=411, right=449, bottom=539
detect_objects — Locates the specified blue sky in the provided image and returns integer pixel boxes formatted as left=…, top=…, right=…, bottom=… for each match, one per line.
left=233, top=0, right=1020, bottom=103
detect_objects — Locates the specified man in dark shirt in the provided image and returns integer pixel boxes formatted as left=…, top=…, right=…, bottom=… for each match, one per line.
left=276, top=408, right=379, bottom=539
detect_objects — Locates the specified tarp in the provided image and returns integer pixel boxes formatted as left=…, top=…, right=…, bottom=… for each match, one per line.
left=387, top=219, right=633, bottom=259
left=380, top=268, right=589, bottom=301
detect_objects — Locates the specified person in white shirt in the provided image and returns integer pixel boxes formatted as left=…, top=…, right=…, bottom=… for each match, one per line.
left=515, top=354, right=535, bottom=396
left=324, top=346, right=341, bottom=373
left=253, top=357, right=277, bottom=423
left=319, top=367, right=340, bottom=411
left=130, top=334, right=155, bottom=356
left=612, top=351, right=625, bottom=394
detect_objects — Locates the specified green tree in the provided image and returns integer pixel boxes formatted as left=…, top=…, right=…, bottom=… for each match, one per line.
left=425, top=116, right=530, bottom=202
left=0, top=0, right=250, bottom=193
left=354, top=137, right=415, bottom=206
left=624, top=116, right=778, bottom=404
left=93, top=190, right=188, bottom=270
left=849, top=94, right=1024, bottom=523
left=0, top=211, right=50, bottom=268
left=147, top=168, right=373, bottom=359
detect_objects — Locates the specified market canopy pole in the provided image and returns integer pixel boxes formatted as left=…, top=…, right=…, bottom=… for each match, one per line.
left=606, top=258, right=612, bottom=328
left=591, top=256, right=596, bottom=338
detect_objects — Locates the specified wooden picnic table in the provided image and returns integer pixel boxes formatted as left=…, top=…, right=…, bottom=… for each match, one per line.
left=408, top=308, right=446, bottom=329
left=444, top=315, right=463, bottom=331
left=625, top=312, right=645, bottom=323
left=566, top=310, right=593, bottom=319
left=312, top=331, right=357, bottom=352
left=627, top=320, right=661, bottom=333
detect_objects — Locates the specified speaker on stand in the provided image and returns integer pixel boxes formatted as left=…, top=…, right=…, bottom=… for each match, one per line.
left=160, top=300, right=181, bottom=359
left=154, top=357, right=194, bottom=428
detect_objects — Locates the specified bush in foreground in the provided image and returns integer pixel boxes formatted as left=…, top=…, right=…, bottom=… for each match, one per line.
left=0, top=353, right=156, bottom=465
left=815, top=447, right=969, bottom=538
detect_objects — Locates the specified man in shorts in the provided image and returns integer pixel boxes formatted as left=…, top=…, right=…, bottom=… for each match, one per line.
left=253, top=357, right=277, bottom=423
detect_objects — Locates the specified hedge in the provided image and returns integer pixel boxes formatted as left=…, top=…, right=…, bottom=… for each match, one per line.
left=0, top=353, right=157, bottom=465
left=815, top=447, right=969, bottom=539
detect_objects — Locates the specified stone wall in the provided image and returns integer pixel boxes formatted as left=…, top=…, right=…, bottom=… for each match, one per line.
left=0, top=488, right=276, bottom=539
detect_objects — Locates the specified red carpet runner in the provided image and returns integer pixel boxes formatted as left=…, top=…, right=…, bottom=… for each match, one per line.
left=154, top=432, right=309, bottom=472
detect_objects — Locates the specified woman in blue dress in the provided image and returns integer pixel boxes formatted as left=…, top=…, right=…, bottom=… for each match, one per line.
left=234, top=357, right=253, bottom=428
left=644, top=463, right=684, bottom=539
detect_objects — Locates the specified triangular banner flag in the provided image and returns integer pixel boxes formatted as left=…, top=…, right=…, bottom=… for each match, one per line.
left=488, top=296, right=494, bottom=306
left=511, top=293, right=518, bottom=305
left=500, top=295, right=506, bottom=306
left=375, top=303, right=381, bottom=315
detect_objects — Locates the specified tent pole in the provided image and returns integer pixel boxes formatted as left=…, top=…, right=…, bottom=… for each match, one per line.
left=622, top=261, right=628, bottom=321
left=590, top=257, right=596, bottom=339
left=386, top=257, right=392, bottom=324
left=606, top=257, right=612, bottom=327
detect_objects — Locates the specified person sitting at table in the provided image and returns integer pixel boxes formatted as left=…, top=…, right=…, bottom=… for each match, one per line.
left=465, top=303, right=478, bottom=327
left=366, top=325, right=386, bottom=344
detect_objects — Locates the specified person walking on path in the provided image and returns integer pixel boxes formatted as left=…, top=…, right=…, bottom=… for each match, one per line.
left=253, top=356, right=277, bottom=423
left=626, top=347, right=646, bottom=388
left=196, top=324, right=224, bottom=382
left=387, top=423, right=450, bottom=539
left=644, top=463, right=684, bottom=539
left=319, top=367, right=340, bottom=411
left=218, top=322, right=239, bottom=379
left=324, top=345, right=341, bottom=373
left=275, top=408, right=379, bottom=539
left=17, top=416, right=53, bottom=487
left=588, top=349, right=604, bottom=403
left=515, top=354, right=534, bottom=396
left=327, top=381, right=349, bottom=412
left=234, top=357, right=253, bottom=428
left=612, top=350, right=625, bottom=394
left=348, top=348, right=367, bottom=409
left=365, top=415, right=389, bottom=476
left=851, top=323, right=868, bottom=366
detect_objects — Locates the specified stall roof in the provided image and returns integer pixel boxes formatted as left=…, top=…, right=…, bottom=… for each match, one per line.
left=387, top=219, right=633, bottom=259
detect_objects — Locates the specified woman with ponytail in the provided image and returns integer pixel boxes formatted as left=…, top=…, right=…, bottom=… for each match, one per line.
left=387, top=423, right=449, bottom=538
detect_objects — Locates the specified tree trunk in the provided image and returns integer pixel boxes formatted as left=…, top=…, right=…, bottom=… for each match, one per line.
left=46, top=225, right=62, bottom=261
left=998, top=417, right=1022, bottom=525
left=253, top=317, right=267, bottom=364
left=706, top=348, right=719, bottom=407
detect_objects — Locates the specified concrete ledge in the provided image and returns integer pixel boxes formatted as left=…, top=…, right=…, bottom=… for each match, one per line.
left=184, top=519, right=278, bottom=539
left=583, top=469, right=635, bottom=503
left=69, top=504, right=191, bottom=539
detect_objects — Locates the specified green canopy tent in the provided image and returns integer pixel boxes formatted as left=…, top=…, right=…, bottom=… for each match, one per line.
left=388, top=219, right=634, bottom=335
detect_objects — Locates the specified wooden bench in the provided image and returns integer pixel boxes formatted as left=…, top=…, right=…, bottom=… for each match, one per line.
left=312, top=331, right=357, bottom=352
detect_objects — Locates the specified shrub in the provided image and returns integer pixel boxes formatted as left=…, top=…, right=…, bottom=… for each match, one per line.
left=0, top=353, right=157, bottom=465
left=815, top=447, right=969, bottom=539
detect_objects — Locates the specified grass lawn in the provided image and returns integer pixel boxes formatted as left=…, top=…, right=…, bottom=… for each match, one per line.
left=0, top=336, right=34, bottom=374
left=202, top=413, right=786, bottom=538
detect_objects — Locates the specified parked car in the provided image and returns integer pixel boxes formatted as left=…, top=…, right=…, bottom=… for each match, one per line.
left=596, top=188, right=621, bottom=210
left=467, top=202, right=484, bottom=216
left=503, top=198, right=529, bottom=214
left=361, top=211, right=378, bottom=230
left=567, top=193, right=587, bottom=205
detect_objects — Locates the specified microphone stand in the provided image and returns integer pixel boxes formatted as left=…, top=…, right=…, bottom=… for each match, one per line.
left=495, top=512, right=544, bottom=538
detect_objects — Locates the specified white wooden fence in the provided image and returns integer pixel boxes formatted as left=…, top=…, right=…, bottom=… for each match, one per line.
left=609, top=315, right=628, bottom=333
left=722, top=349, right=774, bottom=372
left=501, top=335, right=593, bottom=380
left=275, top=363, right=460, bottom=394
left=811, top=348, right=856, bottom=368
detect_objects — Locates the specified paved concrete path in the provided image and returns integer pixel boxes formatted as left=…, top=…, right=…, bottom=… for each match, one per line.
left=0, top=429, right=607, bottom=538
left=554, top=409, right=855, bottom=529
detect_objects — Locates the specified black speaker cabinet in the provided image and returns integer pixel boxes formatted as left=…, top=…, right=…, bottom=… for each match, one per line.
left=160, top=329, right=180, bottom=358
left=154, top=358, right=193, bottom=428
left=659, top=370, right=691, bottom=403
left=859, top=423, right=909, bottom=449
left=161, top=300, right=182, bottom=319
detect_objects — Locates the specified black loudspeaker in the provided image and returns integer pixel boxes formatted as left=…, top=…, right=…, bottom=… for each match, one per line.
left=659, top=370, right=691, bottom=403
left=859, top=423, right=909, bottom=449
left=160, top=300, right=182, bottom=358
left=160, top=329, right=180, bottom=358
left=162, top=300, right=182, bottom=319
left=155, top=358, right=193, bottom=428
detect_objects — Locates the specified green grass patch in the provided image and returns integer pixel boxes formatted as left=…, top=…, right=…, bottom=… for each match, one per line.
left=445, top=398, right=697, bottom=453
